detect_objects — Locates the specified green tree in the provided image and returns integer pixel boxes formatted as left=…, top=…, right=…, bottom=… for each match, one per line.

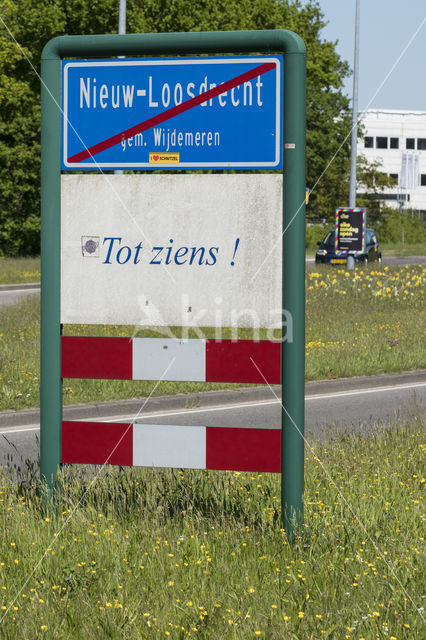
left=0, top=0, right=66, bottom=254
left=356, top=155, right=396, bottom=225
left=0, top=0, right=353, bottom=254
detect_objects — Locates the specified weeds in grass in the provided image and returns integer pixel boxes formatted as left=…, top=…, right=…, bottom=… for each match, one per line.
left=0, top=257, right=40, bottom=285
left=305, top=264, right=425, bottom=379
left=0, top=418, right=424, bottom=638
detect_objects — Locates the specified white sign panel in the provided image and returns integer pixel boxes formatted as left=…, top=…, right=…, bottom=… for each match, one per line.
left=61, top=174, right=282, bottom=328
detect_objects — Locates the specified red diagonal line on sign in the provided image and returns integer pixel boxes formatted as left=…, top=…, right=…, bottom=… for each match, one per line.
left=67, top=62, right=276, bottom=163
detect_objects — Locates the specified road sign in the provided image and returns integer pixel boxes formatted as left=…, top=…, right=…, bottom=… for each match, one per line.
left=62, top=56, right=282, bottom=170
left=61, top=174, right=282, bottom=327
left=335, top=207, right=366, bottom=254
left=42, top=30, right=306, bottom=538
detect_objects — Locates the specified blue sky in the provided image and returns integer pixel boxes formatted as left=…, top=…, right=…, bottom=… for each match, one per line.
left=311, top=0, right=426, bottom=111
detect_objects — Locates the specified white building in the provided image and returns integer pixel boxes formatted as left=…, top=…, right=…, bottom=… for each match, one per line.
left=357, top=109, right=426, bottom=215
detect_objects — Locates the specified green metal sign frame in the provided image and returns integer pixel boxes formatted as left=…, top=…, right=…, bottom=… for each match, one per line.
left=40, top=29, right=306, bottom=534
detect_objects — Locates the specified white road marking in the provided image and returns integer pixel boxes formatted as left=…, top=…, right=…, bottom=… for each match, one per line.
left=1, top=426, right=40, bottom=434
left=83, top=381, right=426, bottom=422
left=306, top=381, right=426, bottom=400
left=0, top=381, right=424, bottom=435
left=0, top=288, right=40, bottom=295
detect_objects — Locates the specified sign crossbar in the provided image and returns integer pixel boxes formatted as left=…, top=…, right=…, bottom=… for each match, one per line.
left=62, top=421, right=281, bottom=472
left=61, top=336, right=281, bottom=384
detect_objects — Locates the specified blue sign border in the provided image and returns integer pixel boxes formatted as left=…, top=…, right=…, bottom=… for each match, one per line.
left=61, top=56, right=283, bottom=170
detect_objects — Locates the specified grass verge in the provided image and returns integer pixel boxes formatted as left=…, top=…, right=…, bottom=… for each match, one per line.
left=0, top=417, right=424, bottom=638
left=305, top=264, right=425, bottom=380
left=0, top=257, right=40, bottom=285
left=380, top=243, right=426, bottom=257
left=0, top=264, right=425, bottom=411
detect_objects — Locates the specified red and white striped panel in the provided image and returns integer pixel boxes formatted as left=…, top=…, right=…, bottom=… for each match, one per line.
left=61, top=337, right=280, bottom=384
left=62, top=421, right=281, bottom=473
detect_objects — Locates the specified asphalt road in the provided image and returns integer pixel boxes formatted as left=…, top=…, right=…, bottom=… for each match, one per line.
left=306, top=255, right=426, bottom=266
left=381, top=255, right=426, bottom=265
left=0, top=284, right=40, bottom=308
left=1, top=372, right=424, bottom=472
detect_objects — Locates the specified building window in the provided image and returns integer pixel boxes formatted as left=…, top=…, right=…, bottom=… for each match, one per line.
left=376, top=137, right=388, bottom=149
left=389, top=173, right=398, bottom=184
left=421, top=174, right=426, bottom=186
left=406, top=138, right=415, bottom=149
left=417, top=138, right=426, bottom=151
left=390, top=137, right=399, bottom=149
left=364, top=136, right=374, bottom=148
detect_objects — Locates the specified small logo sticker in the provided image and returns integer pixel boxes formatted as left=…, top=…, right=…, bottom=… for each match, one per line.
left=81, top=236, right=100, bottom=257
left=149, top=152, right=180, bottom=164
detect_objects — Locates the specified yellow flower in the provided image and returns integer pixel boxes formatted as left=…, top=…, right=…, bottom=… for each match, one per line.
left=168, top=581, right=174, bottom=586
left=248, top=587, right=255, bottom=593
left=255, top=632, right=262, bottom=637
left=298, top=612, right=305, bottom=618
left=40, top=625, right=47, bottom=631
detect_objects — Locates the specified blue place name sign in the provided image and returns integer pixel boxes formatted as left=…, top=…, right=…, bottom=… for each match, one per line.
left=61, top=56, right=283, bottom=170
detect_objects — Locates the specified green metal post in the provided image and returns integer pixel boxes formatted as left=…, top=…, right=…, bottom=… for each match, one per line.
left=40, top=31, right=306, bottom=529
left=282, top=46, right=306, bottom=536
left=40, top=52, right=62, bottom=497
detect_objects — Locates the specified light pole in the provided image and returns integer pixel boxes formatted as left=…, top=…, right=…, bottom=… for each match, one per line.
left=118, top=0, right=126, bottom=36
left=349, top=0, right=360, bottom=208
left=115, top=0, right=127, bottom=176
